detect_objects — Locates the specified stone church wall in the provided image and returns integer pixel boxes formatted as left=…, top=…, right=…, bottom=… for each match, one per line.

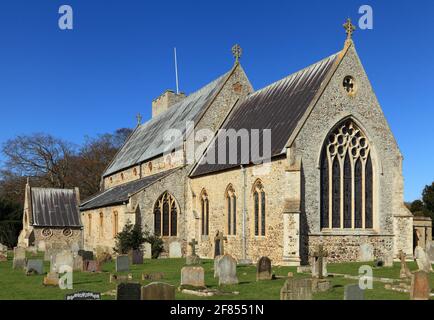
left=292, top=44, right=413, bottom=262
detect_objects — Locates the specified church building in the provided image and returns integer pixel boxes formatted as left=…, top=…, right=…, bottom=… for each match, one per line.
left=79, top=19, right=413, bottom=265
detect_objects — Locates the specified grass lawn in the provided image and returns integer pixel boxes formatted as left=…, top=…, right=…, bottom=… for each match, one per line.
left=0, top=251, right=432, bottom=300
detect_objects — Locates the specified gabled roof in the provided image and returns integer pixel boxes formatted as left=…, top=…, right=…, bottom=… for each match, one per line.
left=31, top=188, right=81, bottom=227
left=80, top=169, right=178, bottom=211
left=190, top=53, right=339, bottom=177
left=103, top=70, right=231, bottom=177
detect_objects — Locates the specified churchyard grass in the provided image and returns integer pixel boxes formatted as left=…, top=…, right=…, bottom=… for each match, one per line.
left=0, top=252, right=432, bottom=300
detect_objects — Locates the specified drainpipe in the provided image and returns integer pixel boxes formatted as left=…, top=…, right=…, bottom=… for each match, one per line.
left=241, top=165, right=247, bottom=260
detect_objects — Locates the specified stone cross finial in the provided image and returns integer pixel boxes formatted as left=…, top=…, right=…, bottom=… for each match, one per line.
left=136, top=113, right=142, bottom=125
left=231, top=44, right=242, bottom=63
left=343, top=18, right=356, bottom=40
left=189, top=238, right=198, bottom=256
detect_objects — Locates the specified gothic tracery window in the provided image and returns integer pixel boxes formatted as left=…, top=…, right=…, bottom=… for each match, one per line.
left=320, top=120, right=374, bottom=230
left=154, top=192, right=178, bottom=237
left=200, top=190, right=209, bottom=236
left=253, top=180, right=266, bottom=236
left=225, top=185, right=237, bottom=235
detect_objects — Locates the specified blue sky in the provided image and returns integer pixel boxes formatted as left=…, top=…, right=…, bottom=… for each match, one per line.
left=0, top=0, right=433, bottom=201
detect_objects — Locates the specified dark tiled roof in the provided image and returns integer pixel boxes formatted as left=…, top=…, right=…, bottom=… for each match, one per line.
left=31, top=188, right=81, bottom=227
left=80, top=169, right=178, bottom=211
left=191, top=53, right=338, bottom=177
left=103, top=71, right=230, bottom=177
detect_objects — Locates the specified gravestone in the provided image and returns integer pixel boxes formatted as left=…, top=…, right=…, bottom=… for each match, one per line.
left=256, top=256, right=272, bottom=281
left=26, top=259, right=43, bottom=275
left=110, top=273, right=133, bottom=283
left=43, top=272, right=59, bottom=286
left=214, top=256, right=223, bottom=278
left=132, top=250, right=143, bottom=265
left=84, top=260, right=98, bottom=272
left=414, top=246, right=433, bottom=273
left=359, top=243, right=374, bottom=262
left=181, top=266, right=205, bottom=288
left=116, top=282, right=141, bottom=300
left=280, top=278, right=312, bottom=300
left=116, top=255, right=130, bottom=272
left=13, top=247, right=27, bottom=269
left=73, top=255, right=84, bottom=271
left=53, top=250, right=74, bottom=273
left=0, top=243, right=7, bottom=261
left=78, top=250, right=94, bottom=261
left=344, top=284, right=365, bottom=300
left=311, top=244, right=328, bottom=278
left=142, top=272, right=164, bottom=281
left=214, top=231, right=227, bottom=257
left=186, top=239, right=201, bottom=265
left=410, top=271, right=430, bottom=300
left=141, top=282, right=175, bottom=300
left=143, top=242, right=152, bottom=259
left=217, top=254, right=238, bottom=285
left=169, top=241, right=182, bottom=258
left=65, top=291, right=101, bottom=300
left=398, top=250, right=412, bottom=279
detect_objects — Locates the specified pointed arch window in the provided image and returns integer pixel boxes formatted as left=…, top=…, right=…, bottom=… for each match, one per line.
left=253, top=181, right=266, bottom=236
left=99, top=212, right=104, bottom=238
left=320, top=119, right=374, bottom=230
left=154, top=192, right=178, bottom=237
left=200, top=190, right=209, bottom=236
left=112, top=211, right=119, bottom=237
left=225, top=185, right=237, bottom=235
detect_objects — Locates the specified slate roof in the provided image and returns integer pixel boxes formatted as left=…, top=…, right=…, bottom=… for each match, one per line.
left=80, top=169, right=178, bottom=211
left=191, top=53, right=338, bottom=177
left=31, top=188, right=82, bottom=227
left=103, top=71, right=231, bottom=177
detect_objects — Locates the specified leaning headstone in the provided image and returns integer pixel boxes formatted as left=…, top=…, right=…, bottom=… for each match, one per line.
left=181, top=266, right=205, bottom=288
left=398, top=250, right=412, bottom=279
left=256, top=256, right=272, bottom=281
left=116, top=282, right=141, bottom=300
left=26, top=259, right=43, bottom=275
left=280, top=278, right=312, bottom=300
left=169, top=241, right=182, bottom=258
left=359, top=243, right=374, bottom=262
left=141, top=282, right=175, bottom=300
left=66, top=291, right=101, bottom=300
left=143, top=242, right=152, bottom=259
left=414, top=246, right=433, bottom=273
left=344, top=284, right=365, bottom=300
left=217, top=254, right=238, bottom=285
left=132, top=250, right=143, bottom=265
left=410, top=271, right=430, bottom=300
left=116, top=255, right=130, bottom=272
left=12, top=247, right=27, bottom=269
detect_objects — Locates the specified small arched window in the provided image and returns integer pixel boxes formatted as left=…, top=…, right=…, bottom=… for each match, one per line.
left=113, top=211, right=119, bottom=237
left=99, top=212, right=104, bottom=238
left=253, top=180, right=266, bottom=236
left=200, top=190, right=209, bottom=236
left=320, top=119, right=374, bottom=229
left=225, top=185, right=237, bottom=235
left=154, top=192, right=178, bottom=237
left=88, top=214, right=92, bottom=237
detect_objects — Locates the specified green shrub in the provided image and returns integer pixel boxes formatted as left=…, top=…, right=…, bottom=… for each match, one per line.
left=113, top=221, right=146, bottom=254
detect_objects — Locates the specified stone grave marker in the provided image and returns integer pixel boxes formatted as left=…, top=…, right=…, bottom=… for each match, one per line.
left=143, top=242, right=152, bottom=259
left=398, top=250, right=412, bottom=279
left=84, top=260, right=98, bottom=272
left=214, top=231, right=227, bottom=257
left=116, top=255, right=130, bottom=272
left=410, top=271, right=430, bottom=300
left=214, top=256, right=223, bottom=278
left=142, top=272, right=164, bottom=281
left=53, top=250, right=74, bottom=273
left=311, top=244, right=328, bottom=278
left=181, top=266, right=205, bottom=288
left=414, top=246, right=433, bottom=273
left=280, top=278, right=312, bottom=300
left=26, top=259, right=44, bottom=275
left=217, top=254, right=238, bottom=285
left=359, top=243, right=374, bottom=262
left=186, top=239, right=201, bottom=265
left=116, top=282, right=141, bottom=300
left=65, top=291, right=101, bottom=300
left=78, top=250, right=94, bottom=261
left=110, top=273, right=133, bottom=283
left=344, top=284, right=365, bottom=300
left=256, top=256, right=272, bottom=281
left=132, top=249, right=143, bottom=265
left=13, top=247, right=27, bottom=269
left=141, top=282, right=175, bottom=300
left=0, top=243, right=7, bottom=261
left=169, top=241, right=182, bottom=258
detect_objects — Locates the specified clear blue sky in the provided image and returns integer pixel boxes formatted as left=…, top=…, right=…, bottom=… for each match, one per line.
left=0, top=0, right=433, bottom=201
